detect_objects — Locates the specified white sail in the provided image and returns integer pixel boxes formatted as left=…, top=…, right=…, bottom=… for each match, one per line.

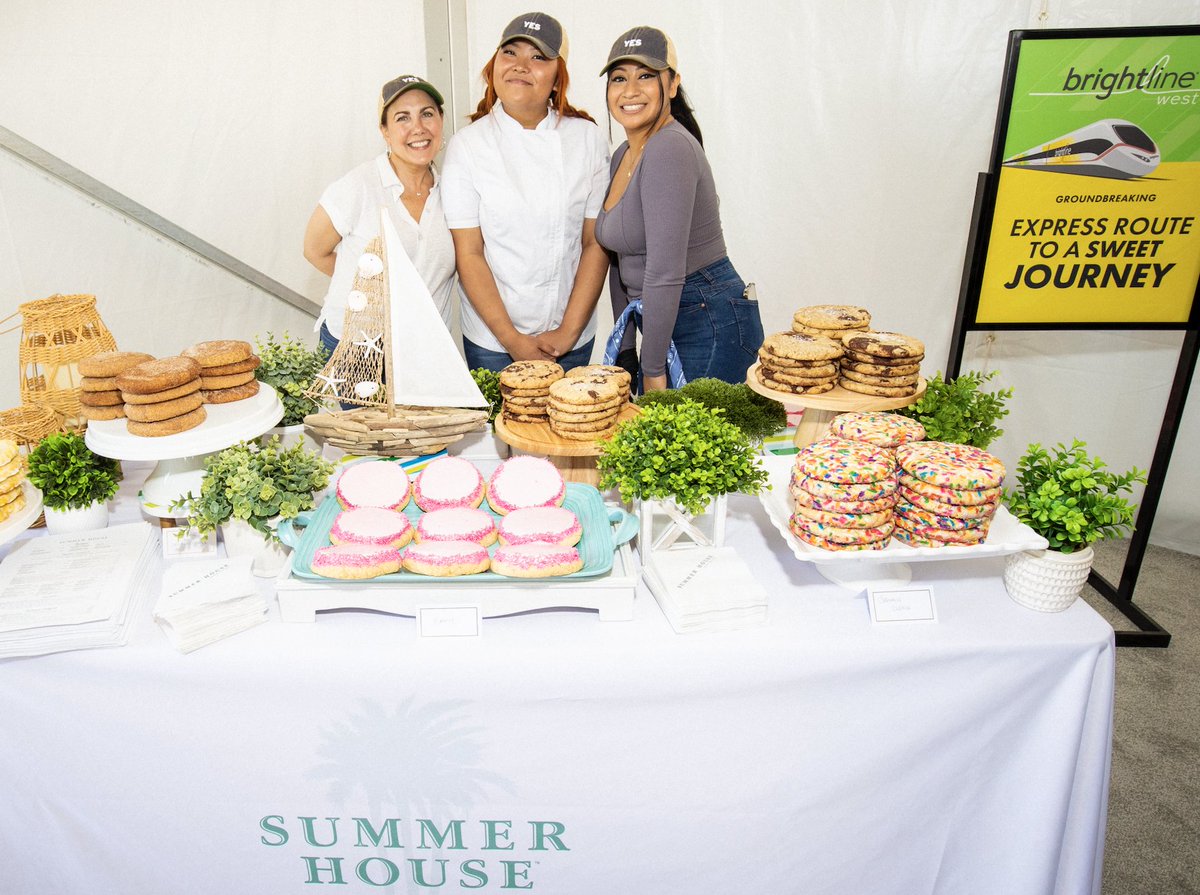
left=381, top=209, right=487, bottom=408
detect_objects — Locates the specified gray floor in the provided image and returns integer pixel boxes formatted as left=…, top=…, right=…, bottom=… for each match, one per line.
left=1081, top=540, right=1199, bottom=894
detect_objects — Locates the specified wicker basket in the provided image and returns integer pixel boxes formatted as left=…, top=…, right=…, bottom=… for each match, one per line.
left=0, top=403, right=64, bottom=452
left=5, top=294, right=118, bottom=430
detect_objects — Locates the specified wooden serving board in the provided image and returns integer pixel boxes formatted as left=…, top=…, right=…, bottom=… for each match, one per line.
left=494, top=403, right=642, bottom=485
left=746, top=363, right=926, bottom=448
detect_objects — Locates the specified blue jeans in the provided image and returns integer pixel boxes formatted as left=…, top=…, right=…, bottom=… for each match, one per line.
left=462, top=336, right=596, bottom=374
left=670, top=257, right=764, bottom=384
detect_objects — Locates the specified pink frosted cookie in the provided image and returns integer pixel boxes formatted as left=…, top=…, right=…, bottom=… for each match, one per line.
left=413, top=456, right=486, bottom=512
left=497, top=506, right=582, bottom=547
left=795, top=438, right=895, bottom=485
left=895, top=441, right=1005, bottom=490
left=329, top=507, right=414, bottom=548
left=311, top=544, right=401, bottom=579
left=486, top=455, right=566, bottom=515
left=402, top=540, right=490, bottom=576
left=415, top=507, right=498, bottom=547
left=828, top=411, right=926, bottom=448
left=336, top=459, right=411, bottom=511
left=490, top=543, right=583, bottom=578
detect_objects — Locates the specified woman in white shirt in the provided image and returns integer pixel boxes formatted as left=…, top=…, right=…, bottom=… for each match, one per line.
left=303, top=75, right=455, bottom=357
left=441, top=12, right=610, bottom=373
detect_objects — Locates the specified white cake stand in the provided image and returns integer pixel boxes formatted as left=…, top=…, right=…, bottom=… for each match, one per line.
left=84, top=387, right=284, bottom=517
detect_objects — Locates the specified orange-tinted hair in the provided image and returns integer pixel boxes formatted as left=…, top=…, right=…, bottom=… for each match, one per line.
left=470, top=55, right=595, bottom=124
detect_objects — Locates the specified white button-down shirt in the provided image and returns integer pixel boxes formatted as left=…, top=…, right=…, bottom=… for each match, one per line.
left=317, top=152, right=455, bottom=340
left=441, top=102, right=609, bottom=352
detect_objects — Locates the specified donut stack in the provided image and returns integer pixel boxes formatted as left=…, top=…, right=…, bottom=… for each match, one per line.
left=547, top=376, right=623, bottom=441
left=754, top=331, right=843, bottom=395
left=117, top=357, right=207, bottom=436
left=892, top=441, right=1005, bottom=547
left=838, top=332, right=925, bottom=398
left=499, top=360, right=563, bottom=426
left=791, top=304, right=872, bottom=340
left=77, top=351, right=154, bottom=423
left=182, top=340, right=261, bottom=405
left=788, top=437, right=897, bottom=551
left=827, top=411, right=925, bottom=455
left=0, top=439, right=26, bottom=523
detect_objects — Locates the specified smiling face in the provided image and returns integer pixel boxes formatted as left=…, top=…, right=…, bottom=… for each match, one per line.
left=492, top=39, right=559, bottom=113
left=379, top=90, right=444, bottom=168
left=606, top=62, right=679, bottom=137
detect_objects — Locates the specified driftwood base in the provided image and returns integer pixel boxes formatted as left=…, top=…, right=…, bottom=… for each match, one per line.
left=304, top=406, right=488, bottom=457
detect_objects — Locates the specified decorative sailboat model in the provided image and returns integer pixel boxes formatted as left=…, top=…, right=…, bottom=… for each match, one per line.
left=303, top=210, right=489, bottom=456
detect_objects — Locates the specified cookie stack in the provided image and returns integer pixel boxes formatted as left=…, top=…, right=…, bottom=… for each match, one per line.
left=828, top=411, right=925, bottom=453
left=892, top=441, right=1005, bottom=547
left=755, top=331, right=843, bottom=395
left=788, top=437, right=897, bottom=551
left=838, top=332, right=925, bottom=398
left=117, top=357, right=207, bottom=437
left=0, top=439, right=26, bottom=523
left=498, top=361, right=564, bottom=426
left=77, top=351, right=155, bottom=423
left=791, top=304, right=872, bottom=339
left=563, top=364, right=632, bottom=403
left=547, top=376, right=623, bottom=441
left=183, top=340, right=261, bottom=404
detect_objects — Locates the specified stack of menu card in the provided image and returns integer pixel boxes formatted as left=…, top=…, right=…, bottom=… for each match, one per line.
left=0, top=522, right=159, bottom=658
left=641, top=547, right=768, bottom=633
left=154, top=556, right=267, bottom=653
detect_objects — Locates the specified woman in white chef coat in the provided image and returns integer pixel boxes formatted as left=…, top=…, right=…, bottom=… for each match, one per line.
left=440, top=12, right=610, bottom=373
left=303, top=75, right=455, bottom=356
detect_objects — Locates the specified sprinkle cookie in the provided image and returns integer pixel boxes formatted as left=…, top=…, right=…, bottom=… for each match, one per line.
left=790, top=482, right=896, bottom=514
left=898, top=473, right=1001, bottom=506
left=828, top=411, right=925, bottom=449
left=791, top=471, right=897, bottom=502
left=896, top=441, right=1006, bottom=490
left=795, top=438, right=895, bottom=485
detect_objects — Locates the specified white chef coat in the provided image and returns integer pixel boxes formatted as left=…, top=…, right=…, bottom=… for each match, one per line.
left=440, top=102, right=609, bottom=352
left=317, top=152, right=455, bottom=340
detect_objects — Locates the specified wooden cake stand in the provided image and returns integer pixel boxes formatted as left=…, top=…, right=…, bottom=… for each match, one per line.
left=746, top=363, right=926, bottom=449
left=494, top=404, right=642, bottom=486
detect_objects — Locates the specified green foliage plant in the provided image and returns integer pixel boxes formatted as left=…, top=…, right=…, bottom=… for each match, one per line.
left=26, top=431, right=123, bottom=510
left=470, top=367, right=502, bottom=424
left=597, top=399, right=769, bottom=515
left=1004, top=439, right=1146, bottom=554
left=896, top=370, right=1013, bottom=449
left=174, top=437, right=334, bottom=540
left=635, top=378, right=786, bottom=443
left=255, top=332, right=330, bottom=426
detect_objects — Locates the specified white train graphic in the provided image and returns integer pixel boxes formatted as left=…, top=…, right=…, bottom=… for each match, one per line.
left=1003, top=118, right=1159, bottom=179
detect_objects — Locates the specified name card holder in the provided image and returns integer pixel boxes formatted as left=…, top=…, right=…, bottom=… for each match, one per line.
left=867, top=585, right=938, bottom=624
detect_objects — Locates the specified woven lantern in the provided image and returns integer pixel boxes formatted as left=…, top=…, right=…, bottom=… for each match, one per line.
left=8, top=294, right=118, bottom=430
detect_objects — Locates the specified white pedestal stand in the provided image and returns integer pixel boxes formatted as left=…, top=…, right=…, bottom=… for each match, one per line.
left=84, top=387, right=284, bottom=518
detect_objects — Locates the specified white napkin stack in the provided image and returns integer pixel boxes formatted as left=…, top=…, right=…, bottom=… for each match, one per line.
left=642, top=547, right=768, bottom=633
left=154, top=556, right=267, bottom=653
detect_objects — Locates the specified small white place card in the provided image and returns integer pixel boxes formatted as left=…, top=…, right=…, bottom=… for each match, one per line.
left=867, top=585, right=938, bottom=624
left=418, top=605, right=482, bottom=638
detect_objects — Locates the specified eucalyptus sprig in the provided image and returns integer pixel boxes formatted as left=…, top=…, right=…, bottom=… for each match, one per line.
left=26, top=431, right=123, bottom=510
left=255, top=332, right=330, bottom=426
left=1004, top=439, right=1146, bottom=553
left=597, top=399, right=768, bottom=515
left=172, top=437, right=334, bottom=540
left=896, top=370, right=1012, bottom=449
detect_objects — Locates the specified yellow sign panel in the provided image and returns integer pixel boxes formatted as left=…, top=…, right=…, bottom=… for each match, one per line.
left=977, top=164, right=1200, bottom=324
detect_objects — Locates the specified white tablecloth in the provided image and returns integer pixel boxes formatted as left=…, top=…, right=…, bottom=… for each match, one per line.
left=0, top=472, right=1114, bottom=895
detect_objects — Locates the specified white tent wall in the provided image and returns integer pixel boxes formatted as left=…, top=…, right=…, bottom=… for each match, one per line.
left=1, top=0, right=1198, bottom=553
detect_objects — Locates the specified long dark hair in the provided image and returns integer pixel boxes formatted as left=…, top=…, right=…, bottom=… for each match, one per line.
left=667, top=77, right=702, bottom=146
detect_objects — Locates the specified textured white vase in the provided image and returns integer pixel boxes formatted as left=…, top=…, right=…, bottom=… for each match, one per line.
left=42, top=500, right=109, bottom=534
left=1003, top=545, right=1095, bottom=612
left=220, top=517, right=291, bottom=578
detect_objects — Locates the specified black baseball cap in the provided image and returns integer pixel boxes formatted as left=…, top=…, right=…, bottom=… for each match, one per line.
left=378, top=75, right=445, bottom=124
left=601, top=26, right=678, bottom=76
left=499, top=12, right=568, bottom=62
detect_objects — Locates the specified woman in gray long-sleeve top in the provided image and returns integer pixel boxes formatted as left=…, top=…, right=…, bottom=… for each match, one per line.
left=595, top=26, right=764, bottom=392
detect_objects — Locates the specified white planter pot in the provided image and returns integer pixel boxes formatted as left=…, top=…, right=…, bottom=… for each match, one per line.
left=1003, top=545, right=1095, bottom=612
left=638, top=495, right=728, bottom=552
left=43, top=500, right=109, bottom=534
left=220, top=517, right=291, bottom=578
left=264, top=423, right=322, bottom=454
